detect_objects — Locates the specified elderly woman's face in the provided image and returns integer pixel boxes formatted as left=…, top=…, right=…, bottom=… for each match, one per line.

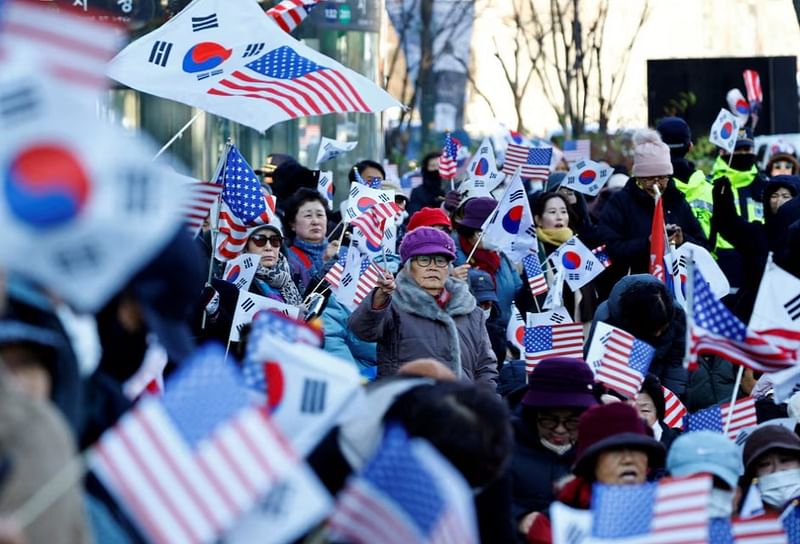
left=536, top=407, right=581, bottom=446
left=636, top=176, right=669, bottom=198
left=635, top=392, right=657, bottom=427
left=246, top=230, right=282, bottom=268
left=594, top=448, right=648, bottom=484
left=754, top=451, right=800, bottom=478
left=770, top=187, right=794, bottom=215
left=292, top=200, right=327, bottom=243
left=410, top=255, right=450, bottom=294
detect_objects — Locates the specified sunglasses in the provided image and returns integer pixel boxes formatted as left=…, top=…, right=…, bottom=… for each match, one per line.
left=250, top=234, right=282, bottom=248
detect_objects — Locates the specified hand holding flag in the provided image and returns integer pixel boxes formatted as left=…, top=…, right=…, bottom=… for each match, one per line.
left=479, top=170, right=535, bottom=263
left=439, top=132, right=459, bottom=181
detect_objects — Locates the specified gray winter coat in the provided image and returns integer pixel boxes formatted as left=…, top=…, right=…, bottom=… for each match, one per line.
left=348, top=270, right=498, bottom=386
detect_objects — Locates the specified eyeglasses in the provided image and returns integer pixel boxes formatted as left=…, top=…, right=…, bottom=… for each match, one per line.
left=250, top=234, right=282, bottom=248
left=637, top=176, right=670, bottom=185
left=537, top=414, right=580, bottom=431
left=772, top=161, right=794, bottom=170
left=413, top=255, right=450, bottom=268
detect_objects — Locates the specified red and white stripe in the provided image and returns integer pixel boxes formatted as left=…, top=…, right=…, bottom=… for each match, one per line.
left=354, top=263, right=383, bottom=306
left=743, top=70, right=763, bottom=103
left=350, top=209, right=387, bottom=250
left=324, top=262, right=345, bottom=289
left=0, top=0, right=124, bottom=91
left=209, top=67, right=370, bottom=119
left=266, top=0, right=319, bottom=33
left=215, top=195, right=276, bottom=261
left=502, top=143, right=550, bottom=181
left=527, top=274, right=548, bottom=297
left=721, top=397, right=758, bottom=439
left=662, top=386, right=687, bottom=429
left=596, top=328, right=646, bottom=399
left=524, top=323, right=584, bottom=373
left=688, top=326, right=796, bottom=374
left=732, top=514, right=787, bottom=543
left=181, top=182, right=222, bottom=237
left=90, top=401, right=296, bottom=544
left=563, top=139, right=591, bottom=165
left=648, top=475, right=711, bottom=543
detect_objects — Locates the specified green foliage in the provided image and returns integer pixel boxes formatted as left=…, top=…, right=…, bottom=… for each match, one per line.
left=686, top=135, right=718, bottom=173
left=661, top=91, right=697, bottom=119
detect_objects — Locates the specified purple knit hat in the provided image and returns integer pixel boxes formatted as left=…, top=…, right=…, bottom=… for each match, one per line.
left=399, top=226, right=456, bottom=264
left=521, top=357, right=597, bottom=409
left=457, top=197, right=497, bottom=229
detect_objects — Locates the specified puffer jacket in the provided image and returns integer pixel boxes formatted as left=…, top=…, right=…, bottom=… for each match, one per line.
left=321, top=296, right=377, bottom=380
left=348, top=270, right=498, bottom=386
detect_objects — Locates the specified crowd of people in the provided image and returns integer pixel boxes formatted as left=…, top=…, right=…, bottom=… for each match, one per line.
left=2, top=115, right=800, bottom=544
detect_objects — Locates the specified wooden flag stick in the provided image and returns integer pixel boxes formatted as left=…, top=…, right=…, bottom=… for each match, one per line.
left=152, top=111, right=203, bottom=161
left=464, top=230, right=486, bottom=264
left=724, top=366, right=745, bottom=435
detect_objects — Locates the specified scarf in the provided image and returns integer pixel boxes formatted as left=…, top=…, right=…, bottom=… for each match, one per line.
left=254, top=255, right=303, bottom=306
left=291, top=238, right=328, bottom=274
left=536, top=226, right=574, bottom=247
left=459, top=234, right=500, bottom=277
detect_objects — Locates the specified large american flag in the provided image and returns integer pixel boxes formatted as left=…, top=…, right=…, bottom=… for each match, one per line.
left=328, top=425, right=478, bottom=544
left=591, top=475, right=711, bottom=543
left=266, top=0, right=320, bottom=33
left=182, top=182, right=223, bottom=237
left=662, top=386, right=687, bottom=429
left=732, top=515, right=787, bottom=543
left=562, top=139, right=591, bottom=165
left=687, top=267, right=796, bottom=373
left=208, top=46, right=369, bottom=118
left=502, top=144, right=552, bottom=181
left=350, top=207, right=387, bottom=255
left=524, top=323, right=584, bottom=373
left=90, top=345, right=297, bottom=544
left=438, top=133, right=459, bottom=180
left=595, top=327, right=655, bottom=399
left=684, top=396, right=758, bottom=439
left=523, top=251, right=548, bottom=297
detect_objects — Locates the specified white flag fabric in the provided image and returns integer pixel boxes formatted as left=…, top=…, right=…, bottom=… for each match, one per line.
left=0, top=54, right=184, bottom=312
left=222, top=253, right=259, bottom=291
left=550, top=502, right=592, bottom=544
left=585, top=321, right=615, bottom=374
left=480, top=170, right=536, bottom=263
left=106, top=0, right=401, bottom=132
left=316, top=137, right=358, bottom=165
left=726, top=88, right=751, bottom=125
left=562, top=159, right=613, bottom=196
left=506, top=303, right=526, bottom=353
left=527, top=307, right=573, bottom=328
left=229, top=291, right=300, bottom=342
left=244, top=326, right=364, bottom=455
left=749, top=256, right=800, bottom=353
left=543, top=267, right=566, bottom=310
left=461, top=138, right=504, bottom=198
left=317, top=170, right=334, bottom=210
left=550, top=237, right=606, bottom=291
left=671, top=242, right=730, bottom=305
left=343, top=183, right=395, bottom=222
left=709, top=108, right=740, bottom=153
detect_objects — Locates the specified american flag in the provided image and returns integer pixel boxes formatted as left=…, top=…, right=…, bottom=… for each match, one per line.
left=591, top=475, right=711, bottom=543
left=781, top=502, right=800, bottom=543
left=684, top=397, right=758, bottom=439
left=182, top=182, right=223, bottom=237
left=595, top=328, right=655, bottom=399
left=439, top=133, right=459, bottom=180
left=208, top=46, right=369, bottom=118
left=353, top=166, right=382, bottom=189
left=523, top=323, right=584, bottom=373
left=502, top=144, right=552, bottom=181
left=249, top=309, right=323, bottom=350
left=354, top=256, right=383, bottom=306
left=732, top=515, right=787, bottom=543
left=687, top=267, right=796, bottom=373
left=351, top=208, right=387, bottom=255
left=90, top=345, right=297, bottom=544
left=562, top=139, right=591, bottom=165
left=266, top=0, right=320, bottom=33
left=592, top=245, right=612, bottom=268
left=370, top=201, right=403, bottom=221
left=523, top=251, right=548, bottom=297
left=743, top=70, right=763, bottom=104
left=323, top=246, right=349, bottom=289
left=662, top=386, right=687, bottom=429
left=0, top=0, right=123, bottom=92
left=327, top=425, right=478, bottom=544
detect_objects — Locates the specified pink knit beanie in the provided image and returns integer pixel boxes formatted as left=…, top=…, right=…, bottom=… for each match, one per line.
left=632, top=129, right=673, bottom=178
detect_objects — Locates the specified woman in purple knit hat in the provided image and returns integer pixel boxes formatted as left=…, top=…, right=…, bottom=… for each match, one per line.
left=348, top=226, right=498, bottom=386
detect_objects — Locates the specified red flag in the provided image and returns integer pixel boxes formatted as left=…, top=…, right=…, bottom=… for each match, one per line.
left=649, top=195, right=667, bottom=283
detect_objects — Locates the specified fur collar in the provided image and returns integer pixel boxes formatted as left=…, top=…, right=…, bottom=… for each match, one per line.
left=392, top=271, right=476, bottom=377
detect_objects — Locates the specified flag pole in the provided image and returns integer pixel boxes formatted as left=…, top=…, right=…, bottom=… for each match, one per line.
left=152, top=111, right=204, bottom=161
left=201, top=139, right=233, bottom=330
left=724, top=366, right=745, bottom=435
left=304, top=225, right=348, bottom=304
left=683, top=251, right=696, bottom=371
left=464, top=230, right=486, bottom=264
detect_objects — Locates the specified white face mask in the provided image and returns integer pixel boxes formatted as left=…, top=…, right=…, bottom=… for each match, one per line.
left=482, top=308, right=492, bottom=320
left=708, top=488, right=734, bottom=518
left=541, top=438, right=572, bottom=456
left=757, top=467, right=800, bottom=507
left=650, top=420, right=663, bottom=441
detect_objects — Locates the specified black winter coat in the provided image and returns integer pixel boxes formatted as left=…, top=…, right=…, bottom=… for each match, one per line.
left=596, top=178, right=707, bottom=279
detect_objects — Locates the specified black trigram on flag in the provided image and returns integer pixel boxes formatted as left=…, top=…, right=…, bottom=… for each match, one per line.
left=349, top=185, right=359, bottom=198
left=54, top=243, right=101, bottom=275
left=341, top=274, right=353, bottom=287
left=785, top=293, right=800, bottom=321
left=567, top=272, right=581, bottom=282
left=241, top=297, right=255, bottom=312
left=0, top=81, right=39, bottom=123
left=122, top=170, right=151, bottom=214
left=508, top=189, right=525, bottom=202
left=301, top=378, right=326, bottom=413
left=584, top=261, right=594, bottom=272
left=378, top=192, right=391, bottom=203
left=550, top=313, right=567, bottom=324
left=243, top=43, right=265, bottom=58
left=148, top=41, right=173, bottom=67
left=258, top=482, right=292, bottom=516
left=196, top=70, right=223, bottom=81
left=242, top=256, right=255, bottom=269
left=191, top=14, right=219, bottom=32
left=234, top=277, right=248, bottom=290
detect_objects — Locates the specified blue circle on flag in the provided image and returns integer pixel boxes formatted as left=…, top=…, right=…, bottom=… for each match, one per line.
left=562, top=250, right=582, bottom=270
left=474, top=158, right=489, bottom=176
left=4, top=143, right=91, bottom=229
left=720, top=122, right=734, bottom=139
left=578, top=170, right=596, bottom=185
left=226, top=265, right=241, bottom=282
left=182, top=42, right=232, bottom=73
left=501, top=206, right=523, bottom=234
left=357, top=197, right=376, bottom=212
left=735, top=99, right=750, bottom=115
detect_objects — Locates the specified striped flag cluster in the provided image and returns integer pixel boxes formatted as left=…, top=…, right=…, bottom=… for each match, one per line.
left=684, top=397, right=758, bottom=439
left=182, top=182, right=223, bottom=236
left=438, top=133, right=459, bottom=180
left=591, top=475, right=711, bottom=543
left=732, top=515, right=787, bottom=543
left=350, top=208, right=387, bottom=255
left=354, top=256, right=383, bottom=306
left=90, top=345, right=297, bottom=544
left=328, top=425, right=478, bottom=544
left=562, top=139, right=591, bottom=165
left=501, top=144, right=552, bottom=181
left=595, top=327, right=655, bottom=399
left=592, top=245, right=612, bottom=268
left=743, top=69, right=763, bottom=104
left=266, top=0, right=320, bottom=33
left=662, top=386, right=687, bottom=429
left=687, top=266, right=796, bottom=373
left=523, top=251, right=548, bottom=297
left=323, top=246, right=349, bottom=289
left=523, top=323, right=584, bottom=373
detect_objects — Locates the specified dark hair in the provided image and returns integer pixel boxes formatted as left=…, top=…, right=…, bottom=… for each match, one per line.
left=421, top=151, right=441, bottom=171
left=617, top=281, right=674, bottom=340
left=640, top=373, right=666, bottom=422
left=532, top=191, right=569, bottom=219
left=348, top=160, right=386, bottom=183
left=384, top=382, right=513, bottom=487
left=454, top=223, right=480, bottom=241
left=283, top=188, right=329, bottom=238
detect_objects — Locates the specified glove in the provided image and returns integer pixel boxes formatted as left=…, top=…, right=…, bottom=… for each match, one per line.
left=201, top=284, right=220, bottom=317
left=711, top=176, right=736, bottom=218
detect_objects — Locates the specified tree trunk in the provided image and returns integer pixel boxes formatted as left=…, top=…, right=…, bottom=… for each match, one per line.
left=418, top=0, right=436, bottom=150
